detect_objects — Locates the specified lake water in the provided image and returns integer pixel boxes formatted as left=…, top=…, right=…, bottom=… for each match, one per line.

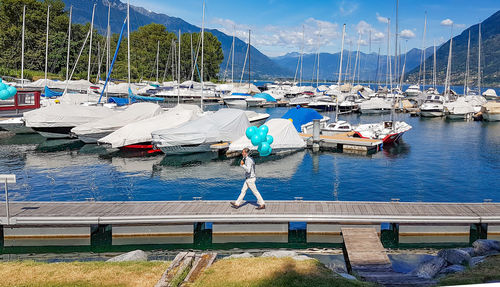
left=0, top=107, right=499, bottom=203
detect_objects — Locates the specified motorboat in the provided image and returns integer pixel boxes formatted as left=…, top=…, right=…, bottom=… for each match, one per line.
left=444, top=98, right=475, bottom=120
left=246, top=93, right=277, bottom=107
left=99, top=104, right=202, bottom=150
left=420, top=95, right=445, bottom=117
left=228, top=118, right=306, bottom=156
left=244, top=110, right=270, bottom=126
left=353, top=121, right=412, bottom=144
left=481, top=102, right=500, bottom=122
left=359, top=97, right=392, bottom=114
left=288, top=95, right=311, bottom=106
left=321, top=120, right=353, bottom=136
left=482, top=89, right=498, bottom=100
left=405, top=85, right=421, bottom=97
left=71, top=103, right=163, bottom=143
left=152, top=109, right=250, bottom=155
left=223, top=93, right=251, bottom=108
left=24, top=104, right=116, bottom=139
left=308, top=96, right=336, bottom=111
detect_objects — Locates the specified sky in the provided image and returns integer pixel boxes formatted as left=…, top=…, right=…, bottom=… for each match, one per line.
left=129, top=0, right=499, bottom=57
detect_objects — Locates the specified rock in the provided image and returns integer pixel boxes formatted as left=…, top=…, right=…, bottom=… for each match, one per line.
left=261, top=250, right=298, bottom=258
left=438, top=249, right=471, bottom=265
left=473, top=240, right=500, bottom=256
left=292, top=255, right=314, bottom=261
left=411, top=256, right=447, bottom=279
left=439, top=264, right=466, bottom=275
left=223, top=252, right=254, bottom=259
left=106, top=250, right=148, bottom=262
left=327, top=262, right=348, bottom=273
left=337, top=272, right=357, bottom=280
left=469, top=256, right=486, bottom=267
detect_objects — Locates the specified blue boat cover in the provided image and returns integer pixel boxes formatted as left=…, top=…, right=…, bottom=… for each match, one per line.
left=231, top=93, right=251, bottom=96
left=253, top=93, right=276, bottom=102
left=281, top=106, right=323, bottom=132
left=108, top=97, right=135, bottom=106
left=43, top=86, right=63, bottom=98
left=129, top=88, right=165, bottom=102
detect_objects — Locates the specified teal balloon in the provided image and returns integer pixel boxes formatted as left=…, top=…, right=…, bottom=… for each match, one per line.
left=245, top=126, right=257, bottom=139
left=0, top=90, right=10, bottom=100
left=0, top=78, right=2, bottom=83
left=259, top=142, right=271, bottom=154
left=0, top=83, right=6, bottom=91
left=259, top=125, right=269, bottom=135
left=266, top=135, right=274, bottom=145
left=251, top=134, right=261, bottom=146
left=7, top=86, right=17, bottom=97
left=257, top=130, right=267, bottom=141
left=260, top=146, right=272, bottom=157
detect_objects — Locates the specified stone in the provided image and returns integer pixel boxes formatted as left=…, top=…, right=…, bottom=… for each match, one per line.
left=439, top=264, right=466, bottom=275
left=411, top=256, right=447, bottom=279
left=223, top=252, right=254, bottom=259
left=326, top=262, right=348, bottom=273
left=106, top=250, right=148, bottom=262
left=337, top=272, right=357, bottom=280
left=261, top=250, right=298, bottom=258
left=473, top=240, right=500, bottom=256
left=469, top=256, right=486, bottom=267
left=292, top=255, right=314, bottom=261
left=438, top=249, right=471, bottom=265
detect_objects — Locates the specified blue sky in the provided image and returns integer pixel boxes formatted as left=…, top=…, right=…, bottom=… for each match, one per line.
left=130, top=0, right=499, bottom=57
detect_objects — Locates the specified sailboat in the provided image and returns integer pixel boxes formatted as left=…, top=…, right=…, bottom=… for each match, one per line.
left=224, top=30, right=253, bottom=108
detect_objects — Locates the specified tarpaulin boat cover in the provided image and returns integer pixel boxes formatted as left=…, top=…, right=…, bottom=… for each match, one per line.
left=253, top=93, right=276, bottom=102
left=229, top=119, right=306, bottom=152
left=444, top=98, right=475, bottom=114
left=281, top=106, right=323, bottom=132
left=359, top=97, right=392, bottom=110
left=482, top=101, right=500, bottom=113
left=71, top=103, right=163, bottom=136
left=99, top=104, right=202, bottom=148
left=24, top=104, right=116, bottom=128
left=152, top=108, right=250, bottom=147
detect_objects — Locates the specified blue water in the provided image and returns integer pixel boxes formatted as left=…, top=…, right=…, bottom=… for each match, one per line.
left=1, top=107, right=499, bottom=203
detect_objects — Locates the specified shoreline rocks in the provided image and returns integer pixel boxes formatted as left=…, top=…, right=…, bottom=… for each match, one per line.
left=106, top=250, right=148, bottom=262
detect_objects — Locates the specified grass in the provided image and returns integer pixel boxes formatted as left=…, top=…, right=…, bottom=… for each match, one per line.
left=0, top=260, right=169, bottom=287
left=191, top=257, right=374, bottom=287
left=439, top=254, right=500, bottom=286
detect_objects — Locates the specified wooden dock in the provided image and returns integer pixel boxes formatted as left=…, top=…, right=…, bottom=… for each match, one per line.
left=300, top=132, right=383, bottom=152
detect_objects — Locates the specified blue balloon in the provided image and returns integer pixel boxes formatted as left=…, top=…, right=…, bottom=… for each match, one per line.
left=259, top=142, right=271, bottom=155
left=0, top=78, right=2, bottom=83
left=251, top=134, right=261, bottom=146
left=260, top=146, right=272, bottom=157
left=0, top=83, right=6, bottom=91
left=259, top=125, right=269, bottom=135
left=0, top=90, right=10, bottom=100
left=266, top=135, right=274, bottom=145
left=245, top=126, right=257, bottom=139
left=257, top=130, right=267, bottom=141
left=7, top=86, right=17, bottom=97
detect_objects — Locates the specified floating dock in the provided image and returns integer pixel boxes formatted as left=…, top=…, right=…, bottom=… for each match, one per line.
left=300, top=131, right=383, bottom=153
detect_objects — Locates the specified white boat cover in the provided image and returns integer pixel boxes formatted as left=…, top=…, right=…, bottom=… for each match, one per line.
left=71, top=103, right=163, bottom=136
left=444, top=98, right=475, bottom=115
left=231, top=83, right=261, bottom=94
left=152, top=108, right=250, bottom=147
left=26, top=79, right=94, bottom=91
left=99, top=105, right=202, bottom=148
left=228, top=118, right=306, bottom=152
left=482, top=101, right=500, bottom=114
left=482, top=89, right=497, bottom=98
left=359, top=97, right=392, bottom=110
left=24, top=104, right=116, bottom=128
left=98, top=82, right=144, bottom=94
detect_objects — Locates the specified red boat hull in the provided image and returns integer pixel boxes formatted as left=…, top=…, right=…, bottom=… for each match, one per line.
left=353, top=131, right=406, bottom=145
left=120, top=144, right=162, bottom=154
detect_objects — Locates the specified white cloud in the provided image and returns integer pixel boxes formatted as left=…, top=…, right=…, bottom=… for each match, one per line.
left=400, top=29, right=416, bottom=39
left=376, top=13, right=389, bottom=24
left=373, top=31, right=385, bottom=41
left=440, top=19, right=454, bottom=26
left=339, top=0, right=359, bottom=16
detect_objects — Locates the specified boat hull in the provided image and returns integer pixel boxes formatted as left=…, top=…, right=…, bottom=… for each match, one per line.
left=446, top=113, right=473, bottom=120
left=32, top=127, right=74, bottom=139
left=158, top=143, right=213, bottom=155
left=483, top=113, right=500, bottom=122
left=420, top=110, right=444, bottom=117
left=224, top=99, right=247, bottom=108
left=76, top=132, right=112, bottom=144
left=359, top=109, right=391, bottom=114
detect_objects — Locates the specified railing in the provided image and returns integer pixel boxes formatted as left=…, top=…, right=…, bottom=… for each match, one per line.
left=0, top=90, right=41, bottom=112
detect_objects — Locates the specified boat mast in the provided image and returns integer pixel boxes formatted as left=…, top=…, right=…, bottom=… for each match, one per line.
left=127, top=0, right=131, bottom=103
left=316, top=33, right=320, bottom=88
left=178, top=30, right=181, bottom=104
left=336, top=24, right=346, bottom=123
left=232, top=27, right=235, bottom=83
left=444, top=25, right=453, bottom=102
left=395, top=0, right=399, bottom=86
left=352, top=33, right=361, bottom=87
left=299, top=25, right=304, bottom=87
left=190, top=34, right=193, bottom=76
left=65, top=6, right=72, bottom=85
left=44, top=5, right=50, bottom=86
left=477, top=23, right=481, bottom=95
left=156, top=40, right=160, bottom=83
left=239, top=33, right=249, bottom=84
left=20, top=5, right=25, bottom=88
left=388, top=18, right=395, bottom=125
left=422, top=12, right=427, bottom=92
left=399, top=40, right=407, bottom=88
left=248, top=29, right=251, bottom=89
left=433, top=40, right=437, bottom=89
left=171, top=39, right=175, bottom=83
left=464, top=30, right=470, bottom=96
left=106, top=3, right=110, bottom=97
left=87, top=4, right=95, bottom=82
left=201, top=0, right=205, bottom=110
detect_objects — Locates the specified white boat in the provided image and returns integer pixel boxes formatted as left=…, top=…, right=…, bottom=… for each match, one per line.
left=289, top=95, right=311, bottom=106
left=308, top=96, right=336, bottom=111
left=228, top=118, right=306, bottom=155
left=444, top=98, right=475, bottom=120
left=481, top=102, right=500, bottom=122
left=0, top=117, right=34, bottom=134
left=223, top=93, right=250, bottom=108
left=353, top=121, right=412, bottom=144
left=359, top=97, right=392, bottom=114
left=321, top=120, right=353, bottom=136
left=152, top=108, right=250, bottom=155
left=244, top=110, right=270, bottom=126
left=99, top=104, right=202, bottom=149
left=71, top=102, right=163, bottom=143
left=482, top=89, right=498, bottom=101
left=405, top=85, right=421, bottom=97
left=23, top=104, right=116, bottom=138
left=245, top=97, right=266, bottom=107
left=420, top=95, right=445, bottom=117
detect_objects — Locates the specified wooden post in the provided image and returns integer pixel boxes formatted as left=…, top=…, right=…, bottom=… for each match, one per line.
left=91, top=224, right=112, bottom=251
left=469, top=223, right=488, bottom=245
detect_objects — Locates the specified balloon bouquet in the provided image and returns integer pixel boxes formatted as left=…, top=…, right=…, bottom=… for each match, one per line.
left=245, top=125, right=274, bottom=157
left=0, top=78, right=18, bottom=100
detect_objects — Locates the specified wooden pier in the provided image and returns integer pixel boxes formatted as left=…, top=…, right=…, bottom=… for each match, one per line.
left=301, top=132, right=383, bottom=152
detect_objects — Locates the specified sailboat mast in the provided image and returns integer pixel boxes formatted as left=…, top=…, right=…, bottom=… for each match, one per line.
left=388, top=18, right=395, bottom=125
left=201, top=1, right=205, bottom=109
left=190, top=34, right=193, bottom=76
left=299, top=25, right=304, bottom=87
left=395, top=0, right=399, bottom=85
left=248, top=29, right=251, bottom=88
left=422, top=12, right=427, bottom=91
left=44, top=5, right=50, bottom=86
left=352, top=33, right=361, bottom=86
left=433, top=40, right=437, bottom=89
left=156, top=40, right=160, bottom=83
left=106, top=3, right=110, bottom=97
left=399, top=41, right=407, bottom=87
left=231, top=28, right=235, bottom=83
left=477, top=23, right=481, bottom=95
left=337, top=24, right=345, bottom=85
left=178, top=30, right=181, bottom=104
left=464, top=30, right=470, bottom=96
left=65, top=6, right=72, bottom=84
left=127, top=0, right=131, bottom=103
left=87, top=4, right=95, bottom=82
left=444, top=26, right=453, bottom=101
left=316, top=34, right=320, bottom=88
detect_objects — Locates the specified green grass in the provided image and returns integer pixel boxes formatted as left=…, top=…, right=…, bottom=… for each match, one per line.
left=192, top=257, right=374, bottom=287
left=439, top=254, right=500, bottom=286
